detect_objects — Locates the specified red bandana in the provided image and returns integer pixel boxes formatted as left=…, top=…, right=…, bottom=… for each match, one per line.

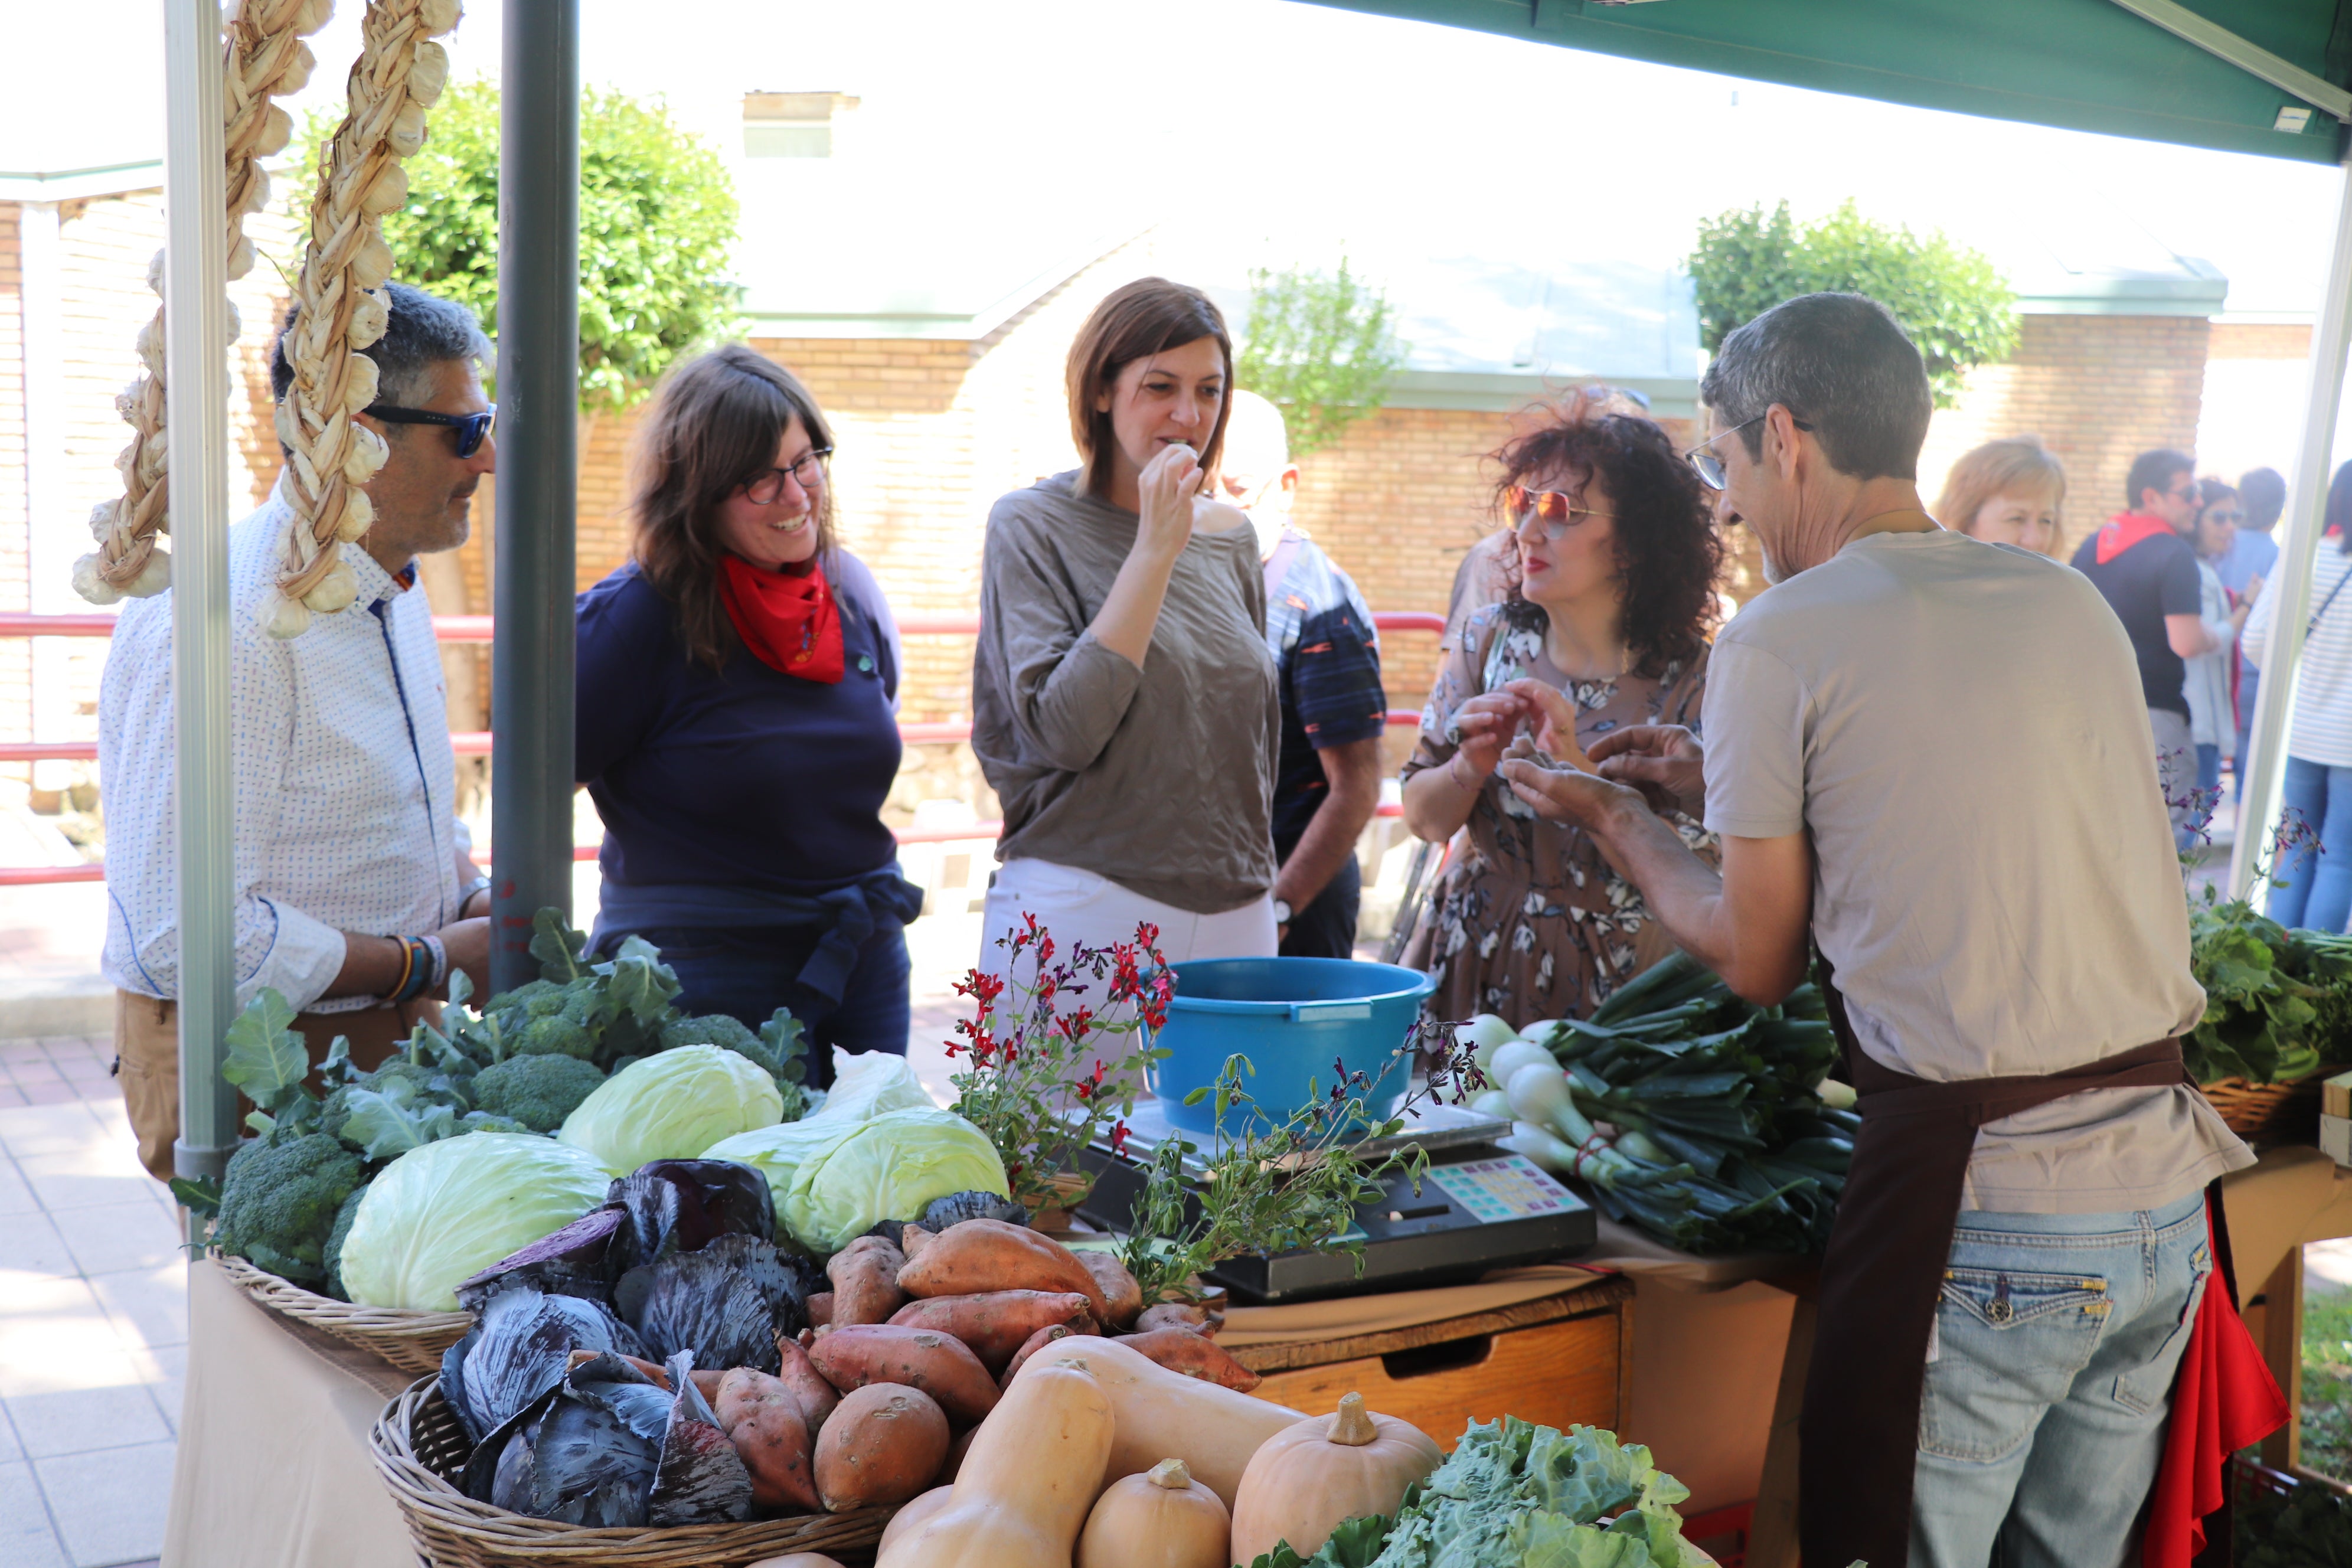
left=2095, top=510, right=2180, bottom=566
left=718, top=553, right=844, bottom=682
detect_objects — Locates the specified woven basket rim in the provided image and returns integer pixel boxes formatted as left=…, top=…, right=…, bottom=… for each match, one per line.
left=214, top=1250, right=473, bottom=1334
left=370, top=1375, right=894, bottom=1560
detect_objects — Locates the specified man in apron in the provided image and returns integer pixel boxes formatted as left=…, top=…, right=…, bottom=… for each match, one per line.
left=1495, top=292, right=2266, bottom=1566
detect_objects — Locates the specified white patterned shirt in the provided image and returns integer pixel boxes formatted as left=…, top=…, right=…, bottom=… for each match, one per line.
left=100, top=484, right=467, bottom=1013
left=2245, top=545, right=2352, bottom=769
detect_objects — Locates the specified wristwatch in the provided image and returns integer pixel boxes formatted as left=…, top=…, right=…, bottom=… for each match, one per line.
left=1272, top=899, right=1293, bottom=926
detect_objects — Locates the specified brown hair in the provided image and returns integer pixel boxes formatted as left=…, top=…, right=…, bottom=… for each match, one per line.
left=1935, top=436, right=2066, bottom=553
left=627, top=344, right=836, bottom=670
left=1066, top=279, right=1234, bottom=500
left=1488, top=396, right=1723, bottom=678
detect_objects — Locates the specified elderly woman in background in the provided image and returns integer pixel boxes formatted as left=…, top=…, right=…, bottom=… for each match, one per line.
left=2183, top=478, right=2248, bottom=816
left=971, top=278, right=1278, bottom=970
left=1933, top=434, right=2066, bottom=555
left=576, top=345, right=922, bottom=1082
left=1401, top=401, right=1723, bottom=1026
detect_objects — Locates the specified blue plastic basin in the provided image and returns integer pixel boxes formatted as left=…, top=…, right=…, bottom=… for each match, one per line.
left=1148, top=956, right=1438, bottom=1136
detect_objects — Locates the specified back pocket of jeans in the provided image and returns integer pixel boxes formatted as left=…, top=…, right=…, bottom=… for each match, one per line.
left=1920, top=1267, right=2112, bottom=1463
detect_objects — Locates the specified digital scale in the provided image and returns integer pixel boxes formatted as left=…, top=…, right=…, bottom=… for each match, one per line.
left=1076, top=1096, right=1596, bottom=1304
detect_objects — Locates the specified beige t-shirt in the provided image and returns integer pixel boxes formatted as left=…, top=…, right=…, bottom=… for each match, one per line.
left=1703, top=529, right=2250, bottom=1213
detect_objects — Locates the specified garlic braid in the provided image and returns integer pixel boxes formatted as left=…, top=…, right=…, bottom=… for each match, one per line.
left=71, top=0, right=333, bottom=607
left=266, top=0, right=459, bottom=639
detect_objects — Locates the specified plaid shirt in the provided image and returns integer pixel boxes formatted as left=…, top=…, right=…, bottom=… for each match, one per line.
left=1263, top=528, right=1386, bottom=855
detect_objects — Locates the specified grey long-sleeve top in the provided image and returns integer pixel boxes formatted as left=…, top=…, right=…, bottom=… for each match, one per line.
left=972, top=471, right=1279, bottom=913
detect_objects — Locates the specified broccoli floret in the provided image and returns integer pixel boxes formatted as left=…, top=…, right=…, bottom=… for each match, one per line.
left=321, top=1181, right=370, bottom=1301
left=659, top=1012, right=761, bottom=1057
left=212, top=1132, right=366, bottom=1288
left=470, top=1054, right=607, bottom=1132
left=508, top=985, right=601, bottom=1060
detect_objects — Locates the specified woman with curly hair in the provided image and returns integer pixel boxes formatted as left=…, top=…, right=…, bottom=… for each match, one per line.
left=1401, top=401, right=1723, bottom=1025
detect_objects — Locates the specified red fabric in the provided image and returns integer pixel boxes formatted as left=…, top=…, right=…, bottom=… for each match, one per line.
left=2097, top=511, right=2181, bottom=566
left=2142, top=1207, right=2288, bottom=1568
left=718, top=553, right=843, bottom=682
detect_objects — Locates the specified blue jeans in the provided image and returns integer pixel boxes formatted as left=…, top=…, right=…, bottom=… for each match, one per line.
left=2270, top=755, right=2352, bottom=931
left=1909, top=1191, right=2210, bottom=1568
left=623, top=922, right=912, bottom=1089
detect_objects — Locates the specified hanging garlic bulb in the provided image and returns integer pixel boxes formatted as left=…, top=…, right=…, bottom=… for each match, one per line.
left=87, top=500, right=121, bottom=543
left=407, top=41, right=449, bottom=106
left=347, top=289, right=389, bottom=350
left=262, top=595, right=312, bottom=640
left=342, top=353, right=381, bottom=412
left=334, top=488, right=375, bottom=541
left=302, top=559, right=358, bottom=613
left=342, top=424, right=389, bottom=485
left=417, top=0, right=460, bottom=34
left=124, top=546, right=172, bottom=598
left=71, top=554, right=124, bottom=607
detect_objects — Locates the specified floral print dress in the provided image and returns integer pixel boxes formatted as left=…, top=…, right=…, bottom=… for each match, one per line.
left=1402, top=599, right=1714, bottom=1028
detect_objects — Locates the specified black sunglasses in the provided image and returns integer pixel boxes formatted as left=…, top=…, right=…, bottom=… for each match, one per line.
left=364, top=402, right=497, bottom=458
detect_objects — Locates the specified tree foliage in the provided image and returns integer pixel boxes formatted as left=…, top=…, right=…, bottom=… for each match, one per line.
left=1236, top=259, right=1409, bottom=458
left=1687, top=200, right=2017, bottom=409
left=295, top=81, right=741, bottom=411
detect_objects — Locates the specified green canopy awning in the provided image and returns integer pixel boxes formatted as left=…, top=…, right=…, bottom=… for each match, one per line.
left=1311, top=0, right=2352, bottom=162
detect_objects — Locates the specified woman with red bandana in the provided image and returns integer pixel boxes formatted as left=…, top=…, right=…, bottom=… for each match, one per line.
left=575, top=345, right=921, bottom=1083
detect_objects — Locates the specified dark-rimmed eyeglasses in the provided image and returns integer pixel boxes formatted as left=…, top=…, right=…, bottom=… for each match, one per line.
left=744, top=447, right=832, bottom=505
left=1507, top=485, right=1615, bottom=539
left=363, top=403, right=496, bottom=458
left=1684, top=411, right=1812, bottom=491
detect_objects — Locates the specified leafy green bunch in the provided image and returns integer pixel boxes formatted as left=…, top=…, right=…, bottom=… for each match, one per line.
left=2184, top=896, right=2352, bottom=1083
left=1687, top=200, right=2017, bottom=408
left=1237, top=259, right=1410, bottom=457
left=1115, top=1019, right=1477, bottom=1305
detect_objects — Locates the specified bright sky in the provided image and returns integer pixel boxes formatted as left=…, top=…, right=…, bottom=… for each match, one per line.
left=11, top=0, right=2345, bottom=318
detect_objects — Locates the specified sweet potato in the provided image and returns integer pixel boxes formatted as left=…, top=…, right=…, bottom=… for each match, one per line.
left=877, top=1485, right=955, bottom=1554
left=716, top=1367, right=822, bottom=1513
left=1115, top=1327, right=1261, bottom=1391
left=896, top=1217, right=1108, bottom=1318
left=937, top=1425, right=979, bottom=1484
left=899, top=1224, right=934, bottom=1260
left=814, top=1383, right=949, bottom=1511
left=567, top=1348, right=672, bottom=1389
left=888, top=1289, right=1094, bottom=1373
left=806, top=1291, right=835, bottom=1328
left=1135, top=1301, right=1220, bottom=1337
left=776, top=1332, right=840, bottom=1432
left=827, top=1235, right=907, bottom=1326
left=806, top=1324, right=999, bottom=1425
left=1076, top=1250, right=1144, bottom=1330
left=999, top=1321, right=1080, bottom=1389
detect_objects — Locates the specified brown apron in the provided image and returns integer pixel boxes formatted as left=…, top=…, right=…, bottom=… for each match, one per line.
left=1801, top=976, right=2193, bottom=1568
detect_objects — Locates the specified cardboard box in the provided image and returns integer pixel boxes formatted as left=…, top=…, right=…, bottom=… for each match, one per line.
left=2323, top=1112, right=2352, bottom=1167
left=2325, top=1069, right=2352, bottom=1122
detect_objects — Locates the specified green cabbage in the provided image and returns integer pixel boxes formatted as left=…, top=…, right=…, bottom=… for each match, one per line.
left=337, top=1132, right=613, bottom=1310
left=706, top=1105, right=1007, bottom=1252
left=558, top=1045, right=783, bottom=1175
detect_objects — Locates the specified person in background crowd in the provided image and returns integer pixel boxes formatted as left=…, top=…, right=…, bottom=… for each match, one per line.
left=2230, top=466, right=2285, bottom=796
left=971, top=278, right=1278, bottom=972
left=1219, top=391, right=1386, bottom=960
left=1401, top=398, right=1721, bottom=1027
left=100, top=282, right=495, bottom=1181
left=2069, top=447, right=2216, bottom=836
left=1501, top=292, right=2253, bottom=1568
left=2181, top=478, right=2247, bottom=827
left=1932, top=435, right=2065, bottom=556
left=2244, top=460, right=2352, bottom=932
left=575, top=346, right=920, bottom=1082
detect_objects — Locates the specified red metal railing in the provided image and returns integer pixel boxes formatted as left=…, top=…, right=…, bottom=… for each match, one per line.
left=0, top=606, right=1436, bottom=884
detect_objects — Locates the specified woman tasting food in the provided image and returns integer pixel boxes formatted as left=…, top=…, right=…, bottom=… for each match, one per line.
left=1402, top=401, right=1723, bottom=1026
left=576, top=345, right=922, bottom=1080
left=971, top=277, right=1279, bottom=971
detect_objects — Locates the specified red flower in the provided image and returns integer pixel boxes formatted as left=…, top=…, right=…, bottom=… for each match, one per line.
left=1109, top=1119, right=1131, bottom=1158
left=1135, top=921, right=1160, bottom=949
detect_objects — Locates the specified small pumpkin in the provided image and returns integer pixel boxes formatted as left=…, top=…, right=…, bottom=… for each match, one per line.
left=1076, top=1458, right=1230, bottom=1568
left=1228, top=1392, right=1442, bottom=1566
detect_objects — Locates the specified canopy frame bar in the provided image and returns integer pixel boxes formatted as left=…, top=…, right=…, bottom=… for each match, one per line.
left=2230, top=150, right=2352, bottom=898
left=2106, top=0, right=2352, bottom=121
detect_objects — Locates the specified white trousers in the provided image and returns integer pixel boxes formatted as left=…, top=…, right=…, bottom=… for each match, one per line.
left=977, top=858, right=1277, bottom=984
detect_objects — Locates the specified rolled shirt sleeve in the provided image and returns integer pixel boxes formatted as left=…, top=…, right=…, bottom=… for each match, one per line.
left=1700, top=636, right=1812, bottom=839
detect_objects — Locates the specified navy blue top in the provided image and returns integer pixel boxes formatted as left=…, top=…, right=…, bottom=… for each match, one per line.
left=1265, top=535, right=1386, bottom=857
left=576, top=557, right=904, bottom=899
left=2069, top=528, right=2202, bottom=718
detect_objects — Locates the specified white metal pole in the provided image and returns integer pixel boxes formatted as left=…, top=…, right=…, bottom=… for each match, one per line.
left=162, top=0, right=240, bottom=1182
left=2232, top=152, right=2352, bottom=899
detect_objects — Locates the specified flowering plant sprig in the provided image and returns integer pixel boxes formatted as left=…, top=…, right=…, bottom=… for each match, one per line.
left=947, top=914, right=1173, bottom=1212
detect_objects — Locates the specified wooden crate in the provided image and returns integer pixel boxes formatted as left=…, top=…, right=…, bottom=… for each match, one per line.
left=1231, top=1275, right=1634, bottom=1451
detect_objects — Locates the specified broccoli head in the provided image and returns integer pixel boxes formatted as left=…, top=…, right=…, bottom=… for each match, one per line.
left=321, top=1181, right=370, bottom=1301
left=213, top=1132, right=366, bottom=1287
left=470, top=1054, right=607, bottom=1132
left=659, top=1012, right=761, bottom=1057
left=508, top=985, right=602, bottom=1060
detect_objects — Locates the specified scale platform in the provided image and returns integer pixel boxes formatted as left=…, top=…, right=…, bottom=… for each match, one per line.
left=1076, top=1096, right=1596, bottom=1304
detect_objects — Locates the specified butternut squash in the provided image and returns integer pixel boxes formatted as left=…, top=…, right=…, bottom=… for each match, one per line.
left=1229, top=1392, right=1442, bottom=1566
left=1011, top=1335, right=1304, bottom=1508
left=874, top=1363, right=1114, bottom=1568
left=1076, top=1458, right=1230, bottom=1568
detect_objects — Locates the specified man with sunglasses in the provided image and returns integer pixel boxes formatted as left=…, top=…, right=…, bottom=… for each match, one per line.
left=1494, top=293, right=2258, bottom=1567
left=2068, top=449, right=2217, bottom=839
left=98, top=282, right=498, bottom=1181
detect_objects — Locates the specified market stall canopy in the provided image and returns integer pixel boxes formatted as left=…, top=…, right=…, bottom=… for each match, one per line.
left=1308, top=0, right=2352, bottom=164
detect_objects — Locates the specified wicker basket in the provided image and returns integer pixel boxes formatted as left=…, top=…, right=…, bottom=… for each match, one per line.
left=2198, top=1063, right=2345, bottom=1146
left=371, top=1376, right=894, bottom=1568
left=215, top=1252, right=471, bottom=1374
